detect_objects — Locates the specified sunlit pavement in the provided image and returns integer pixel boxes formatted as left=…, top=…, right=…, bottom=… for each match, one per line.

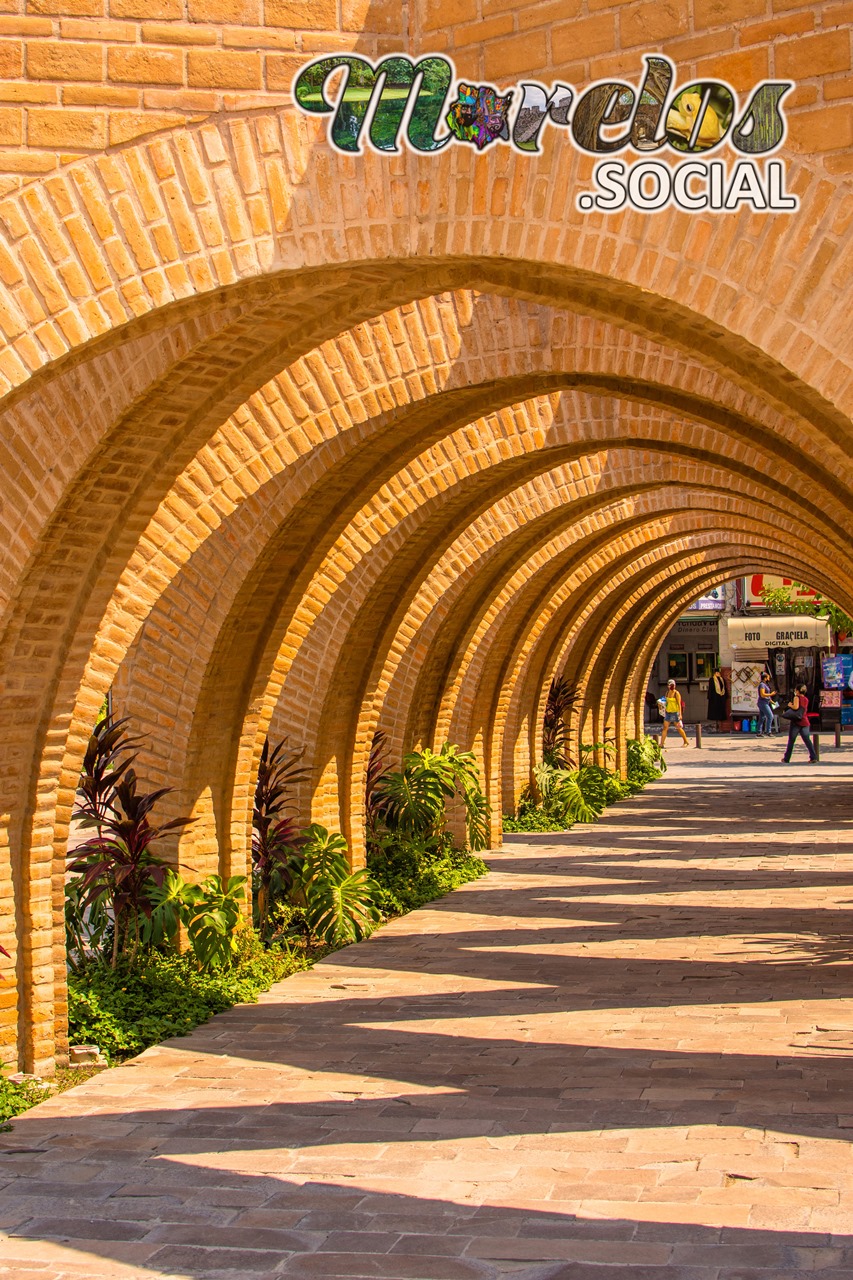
left=3, top=737, right=853, bottom=1279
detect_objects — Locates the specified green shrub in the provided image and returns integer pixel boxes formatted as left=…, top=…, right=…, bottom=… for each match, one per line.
left=67, top=929, right=314, bottom=1064
left=371, top=744, right=491, bottom=852
left=627, top=734, right=667, bottom=785
left=1, top=1072, right=51, bottom=1131
left=571, top=763, right=632, bottom=814
left=504, top=737, right=664, bottom=834
left=364, top=737, right=490, bottom=915
left=368, top=835, right=487, bottom=916
left=502, top=810, right=570, bottom=833
left=179, top=874, right=247, bottom=970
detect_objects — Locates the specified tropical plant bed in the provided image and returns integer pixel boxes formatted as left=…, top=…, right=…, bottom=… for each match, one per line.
left=369, top=842, right=487, bottom=915
left=3, top=718, right=495, bottom=1127
left=502, top=735, right=667, bottom=834
left=66, top=927, right=319, bottom=1065
left=65, top=845, right=489, bottom=1069
left=1, top=849, right=489, bottom=1130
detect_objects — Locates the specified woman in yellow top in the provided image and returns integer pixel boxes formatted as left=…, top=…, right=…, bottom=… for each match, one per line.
left=661, top=679, right=689, bottom=748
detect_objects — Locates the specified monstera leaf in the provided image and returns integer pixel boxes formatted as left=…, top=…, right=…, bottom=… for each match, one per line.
left=553, top=770, right=605, bottom=824
left=372, top=766, right=446, bottom=838
left=181, top=875, right=246, bottom=970
left=300, top=847, right=381, bottom=947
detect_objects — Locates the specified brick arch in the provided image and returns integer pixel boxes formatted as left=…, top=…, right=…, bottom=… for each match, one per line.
left=1, top=6, right=853, bottom=1083
left=279, top=396, right=844, bottom=730
left=4, top=285, right=837, bottom=1055
left=268, top=430, right=840, bottom=855
left=221, top=433, right=836, bottom=867
left=1, top=144, right=851, bottom=704
left=3, top=307, right=845, bottom=1070
left=373, top=489, right=706, bottom=768
left=522, top=542, right=823, bottom=789
left=75, top=278, right=853, bottom=783
left=605, top=551, right=845, bottom=767
left=8, top=265, right=851, bottom=845
left=478, top=529, right=836, bottom=812
left=577, top=538, right=837, bottom=754
left=408, top=488, right=840, bottom=755
left=18, top=276, right=845, bottom=787
left=1, top=110, right=852, bottom=430
left=625, top=555, right=853, bottom=743
left=451, top=521, right=835, bottom=759
left=439, top=522, right=772, bottom=813
left=566, top=536, right=848, bottom=755
left=106, top=453, right=824, bottom=890
left=548, top=537, right=840, bottom=747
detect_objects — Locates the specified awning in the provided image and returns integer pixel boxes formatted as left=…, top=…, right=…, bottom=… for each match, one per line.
left=727, top=616, right=832, bottom=648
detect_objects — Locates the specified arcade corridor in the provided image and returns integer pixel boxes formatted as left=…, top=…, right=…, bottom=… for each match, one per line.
left=3, top=739, right=853, bottom=1278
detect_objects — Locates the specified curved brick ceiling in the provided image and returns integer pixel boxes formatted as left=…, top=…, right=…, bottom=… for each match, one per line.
left=0, top=4, right=851, bottom=1074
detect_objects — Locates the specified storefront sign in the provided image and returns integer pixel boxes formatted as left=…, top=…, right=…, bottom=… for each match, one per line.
left=728, top=617, right=831, bottom=647
left=294, top=55, right=797, bottom=214
left=744, top=575, right=817, bottom=608
left=674, top=617, right=719, bottom=635
left=685, top=589, right=724, bottom=611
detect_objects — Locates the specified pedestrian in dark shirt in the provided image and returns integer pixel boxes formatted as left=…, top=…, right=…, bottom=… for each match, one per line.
left=756, top=670, right=776, bottom=736
left=781, top=684, right=817, bottom=763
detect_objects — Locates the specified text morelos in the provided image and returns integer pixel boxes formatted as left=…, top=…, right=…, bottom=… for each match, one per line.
left=293, top=54, right=797, bottom=214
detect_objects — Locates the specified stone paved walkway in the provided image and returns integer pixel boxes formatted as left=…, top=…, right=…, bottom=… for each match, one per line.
left=4, top=737, right=853, bottom=1279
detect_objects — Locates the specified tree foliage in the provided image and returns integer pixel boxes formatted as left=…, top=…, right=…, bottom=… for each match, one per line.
left=759, top=583, right=853, bottom=642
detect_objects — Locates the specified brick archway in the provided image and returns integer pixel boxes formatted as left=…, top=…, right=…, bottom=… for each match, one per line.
left=0, top=18, right=851, bottom=1071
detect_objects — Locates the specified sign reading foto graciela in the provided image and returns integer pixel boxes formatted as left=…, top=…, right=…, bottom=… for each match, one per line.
left=728, top=617, right=832, bottom=648
left=293, top=54, right=797, bottom=215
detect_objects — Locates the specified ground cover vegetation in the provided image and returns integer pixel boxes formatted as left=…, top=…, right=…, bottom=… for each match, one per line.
left=1, top=715, right=493, bottom=1123
left=502, top=678, right=666, bottom=833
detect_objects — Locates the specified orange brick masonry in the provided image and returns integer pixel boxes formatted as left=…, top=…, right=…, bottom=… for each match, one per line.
left=3, top=737, right=853, bottom=1278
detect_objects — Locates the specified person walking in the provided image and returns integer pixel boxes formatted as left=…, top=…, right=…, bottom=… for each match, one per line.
left=756, top=669, right=776, bottom=736
left=781, top=683, right=817, bottom=763
left=661, top=679, right=689, bottom=748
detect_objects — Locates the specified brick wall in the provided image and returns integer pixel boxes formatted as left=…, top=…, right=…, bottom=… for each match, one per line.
left=0, top=0, right=407, bottom=181
left=0, top=1, right=846, bottom=181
